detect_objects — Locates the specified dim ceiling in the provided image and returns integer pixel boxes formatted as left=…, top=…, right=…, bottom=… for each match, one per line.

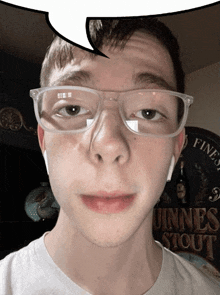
left=0, top=2, right=220, bottom=74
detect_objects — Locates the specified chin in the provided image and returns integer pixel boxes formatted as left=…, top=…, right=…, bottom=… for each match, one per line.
left=83, top=232, right=133, bottom=248
left=79, top=212, right=149, bottom=249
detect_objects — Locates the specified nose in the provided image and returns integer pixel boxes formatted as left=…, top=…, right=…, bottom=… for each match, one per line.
left=89, top=109, right=130, bottom=165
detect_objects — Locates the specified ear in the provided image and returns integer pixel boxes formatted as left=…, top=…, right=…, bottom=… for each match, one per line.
left=174, top=128, right=185, bottom=163
left=37, top=125, right=45, bottom=153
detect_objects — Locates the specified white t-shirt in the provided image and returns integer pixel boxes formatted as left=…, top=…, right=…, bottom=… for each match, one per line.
left=0, top=232, right=220, bottom=294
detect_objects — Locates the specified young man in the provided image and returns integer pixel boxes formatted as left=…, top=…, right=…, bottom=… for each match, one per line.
left=1, top=18, right=220, bottom=294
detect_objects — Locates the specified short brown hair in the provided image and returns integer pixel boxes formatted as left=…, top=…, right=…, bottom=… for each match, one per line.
left=40, top=17, right=185, bottom=92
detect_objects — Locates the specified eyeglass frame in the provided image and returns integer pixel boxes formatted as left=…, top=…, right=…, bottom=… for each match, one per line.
left=30, top=86, right=194, bottom=138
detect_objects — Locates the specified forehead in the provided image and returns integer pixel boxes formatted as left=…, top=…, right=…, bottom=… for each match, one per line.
left=49, top=31, right=176, bottom=91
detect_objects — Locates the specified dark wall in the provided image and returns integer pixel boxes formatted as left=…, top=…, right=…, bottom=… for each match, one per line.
left=1, top=51, right=41, bottom=128
left=0, top=52, right=56, bottom=258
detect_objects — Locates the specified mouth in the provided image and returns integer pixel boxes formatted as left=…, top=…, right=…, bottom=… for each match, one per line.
left=80, top=193, right=136, bottom=214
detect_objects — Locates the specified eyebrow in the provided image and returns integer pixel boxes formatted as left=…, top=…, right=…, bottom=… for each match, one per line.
left=52, top=69, right=175, bottom=91
left=134, top=72, right=175, bottom=91
left=51, top=70, right=91, bottom=86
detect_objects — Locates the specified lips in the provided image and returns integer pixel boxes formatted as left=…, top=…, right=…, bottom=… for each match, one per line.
left=81, top=193, right=136, bottom=214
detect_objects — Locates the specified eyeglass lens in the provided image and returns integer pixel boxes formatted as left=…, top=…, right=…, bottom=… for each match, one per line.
left=37, top=89, right=185, bottom=136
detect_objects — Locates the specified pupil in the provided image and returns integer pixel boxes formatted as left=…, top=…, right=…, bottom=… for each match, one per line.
left=142, top=109, right=156, bottom=119
left=66, top=105, right=80, bottom=115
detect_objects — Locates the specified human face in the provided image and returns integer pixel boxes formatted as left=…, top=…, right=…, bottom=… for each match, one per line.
left=38, top=31, right=184, bottom=247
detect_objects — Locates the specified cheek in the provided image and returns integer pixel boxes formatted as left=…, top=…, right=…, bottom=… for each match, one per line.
left=44, top=134, right=87, bottom=198
left=132, top=138, right=174, bottom=192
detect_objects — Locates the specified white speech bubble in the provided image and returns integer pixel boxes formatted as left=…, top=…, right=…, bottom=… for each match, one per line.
left=1, top=0, right=218, bottom=53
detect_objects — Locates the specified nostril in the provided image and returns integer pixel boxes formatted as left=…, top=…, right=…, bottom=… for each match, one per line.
left=96, top=154, right=103, bottom=162
left=115, top=155, right=121, bottom=162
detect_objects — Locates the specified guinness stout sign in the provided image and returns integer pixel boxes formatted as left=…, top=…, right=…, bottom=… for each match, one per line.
left=153, top=127, right=220, bottom=284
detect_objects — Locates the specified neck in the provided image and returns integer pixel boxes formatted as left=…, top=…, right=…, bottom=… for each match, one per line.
left=44, top=210, right=162, bottom=295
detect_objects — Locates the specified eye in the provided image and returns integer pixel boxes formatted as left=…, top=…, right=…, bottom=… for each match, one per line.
left=136, top=109, right=163, bottom=121
left=56, top=105, right=87, bottom=117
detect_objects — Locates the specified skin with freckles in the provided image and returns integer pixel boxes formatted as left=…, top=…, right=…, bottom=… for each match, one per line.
left=38, top=31, right=185, bottom=295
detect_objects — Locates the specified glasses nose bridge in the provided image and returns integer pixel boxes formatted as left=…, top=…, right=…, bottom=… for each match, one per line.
left=100, top=90, right=121, bottom=102
left=93, top=92, right=126, bottom=133
left=97, top=91, right=124, bottom=122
